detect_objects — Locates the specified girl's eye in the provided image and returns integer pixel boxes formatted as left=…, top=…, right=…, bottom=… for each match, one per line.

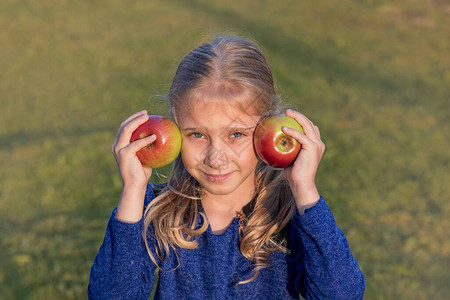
left=231, top=132, right=245, bottom=138
left=191, top=132, right=204, bottom=139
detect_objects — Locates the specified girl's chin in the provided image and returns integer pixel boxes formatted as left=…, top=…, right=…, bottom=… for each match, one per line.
left=200, top=186, right=237, bottom=197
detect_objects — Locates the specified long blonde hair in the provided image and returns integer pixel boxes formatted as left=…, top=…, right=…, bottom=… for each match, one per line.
left=143, top=36, right=296, bottom=283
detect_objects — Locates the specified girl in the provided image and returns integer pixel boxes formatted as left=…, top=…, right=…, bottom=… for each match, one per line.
left=89, top=36, right=365, bottom=299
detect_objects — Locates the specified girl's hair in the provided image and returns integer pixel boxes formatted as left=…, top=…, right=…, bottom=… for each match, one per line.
left=143, top=36, right=296, bottom=283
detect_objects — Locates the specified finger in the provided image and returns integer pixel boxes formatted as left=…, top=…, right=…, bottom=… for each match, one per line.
left=282, top=126, right=313, bottom=146
left=112, top=111, right=148, bottom=152
left=283, top=126, right=326, bottom=158
left=120, top=110, right=148, bottom=127
left=115, top=113, right=150, bottom=152
left=118, top=134, right=157, bottom=159
left=121, top=113, right=150, bottom=138
left=128, top=134, right=157, bottom=154
left=285, top=109, right=317, bottom=137
left=313, top=125, right=321, bottom=139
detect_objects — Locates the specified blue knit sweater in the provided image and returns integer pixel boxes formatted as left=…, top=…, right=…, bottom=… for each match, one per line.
left=88, top=184, right=365, bottom=299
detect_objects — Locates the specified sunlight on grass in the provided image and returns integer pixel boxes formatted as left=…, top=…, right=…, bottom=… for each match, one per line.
left=1, top=0, right=449, bottom=298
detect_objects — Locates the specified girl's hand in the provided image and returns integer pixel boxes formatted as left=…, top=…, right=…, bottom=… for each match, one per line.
left=111, top=110, right=156, bottom=222
left=282, top=109, right=325, bottom=214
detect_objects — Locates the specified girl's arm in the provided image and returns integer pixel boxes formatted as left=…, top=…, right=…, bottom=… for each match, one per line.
left=112, top=110, right=156, bottom=222
left=88, top=111, right=159, bottom=298
left=282, top=109, right=325, bottom=215
left=88, top=189, right=157, bottom=298
left=290, top=197, right=365, bottom=299
left=283, top=109, right=365, bottom=298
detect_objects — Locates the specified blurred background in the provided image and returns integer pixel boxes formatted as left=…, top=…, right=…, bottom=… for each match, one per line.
left=1, top=0, right=449, bottom=299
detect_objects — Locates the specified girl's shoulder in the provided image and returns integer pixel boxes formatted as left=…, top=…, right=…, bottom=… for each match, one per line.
left=151, top=182, right=168, bottom=197
left=144, top=182, right=168, bottom=207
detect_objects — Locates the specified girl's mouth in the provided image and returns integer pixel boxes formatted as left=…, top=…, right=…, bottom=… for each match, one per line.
left=201, top=171, right=235, bottom=182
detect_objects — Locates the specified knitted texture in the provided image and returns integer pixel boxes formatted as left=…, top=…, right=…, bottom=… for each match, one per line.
left=88, top=184, right=365, bottom=299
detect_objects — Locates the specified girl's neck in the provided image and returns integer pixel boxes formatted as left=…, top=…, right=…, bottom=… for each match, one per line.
left=201, top=187, right=255, bottom=235
left=202, top=191, right=254, bottom=215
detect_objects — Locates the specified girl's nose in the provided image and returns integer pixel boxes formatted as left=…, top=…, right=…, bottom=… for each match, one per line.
left=203, top=143, right=228, bottom=169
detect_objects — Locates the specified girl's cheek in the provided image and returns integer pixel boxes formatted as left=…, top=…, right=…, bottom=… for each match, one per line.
left=227, top=137, right=254, bottom=158
left=182, top=142, right=206, bottom=164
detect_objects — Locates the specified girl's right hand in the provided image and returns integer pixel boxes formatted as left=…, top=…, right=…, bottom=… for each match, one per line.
left=111, top=110, right=157, bottom=222
left=112, top=110, right=156, bottom=187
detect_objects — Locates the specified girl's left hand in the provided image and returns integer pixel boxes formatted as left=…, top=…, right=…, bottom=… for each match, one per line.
left=282, top=109, right=325, bottom=211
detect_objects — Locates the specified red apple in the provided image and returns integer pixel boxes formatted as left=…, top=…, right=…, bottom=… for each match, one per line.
left=130, top=115, right=182, bottom=168
left=253, top=114, right=304, bottom=168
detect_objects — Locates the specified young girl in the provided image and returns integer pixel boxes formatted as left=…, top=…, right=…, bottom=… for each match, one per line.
left=88, top=36, right=365, bottom=299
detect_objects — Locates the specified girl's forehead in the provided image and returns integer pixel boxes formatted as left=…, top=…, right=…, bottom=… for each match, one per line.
left=177, top=101, right=260, bottom=129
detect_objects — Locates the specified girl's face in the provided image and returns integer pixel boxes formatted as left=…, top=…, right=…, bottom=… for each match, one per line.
left=178, top=101, right=260, bottom=198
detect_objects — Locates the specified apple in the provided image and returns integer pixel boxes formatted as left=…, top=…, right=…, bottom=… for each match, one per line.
left=253, top=114, right=304, bottom=168
left=130, top=115, right=182, bottom=168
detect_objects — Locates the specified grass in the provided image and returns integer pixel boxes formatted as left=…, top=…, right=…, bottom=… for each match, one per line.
left=1, top=0, right=449, bottom=298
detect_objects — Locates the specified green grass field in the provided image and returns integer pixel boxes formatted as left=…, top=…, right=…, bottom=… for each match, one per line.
left=1, top=0, right=449, bottom=299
